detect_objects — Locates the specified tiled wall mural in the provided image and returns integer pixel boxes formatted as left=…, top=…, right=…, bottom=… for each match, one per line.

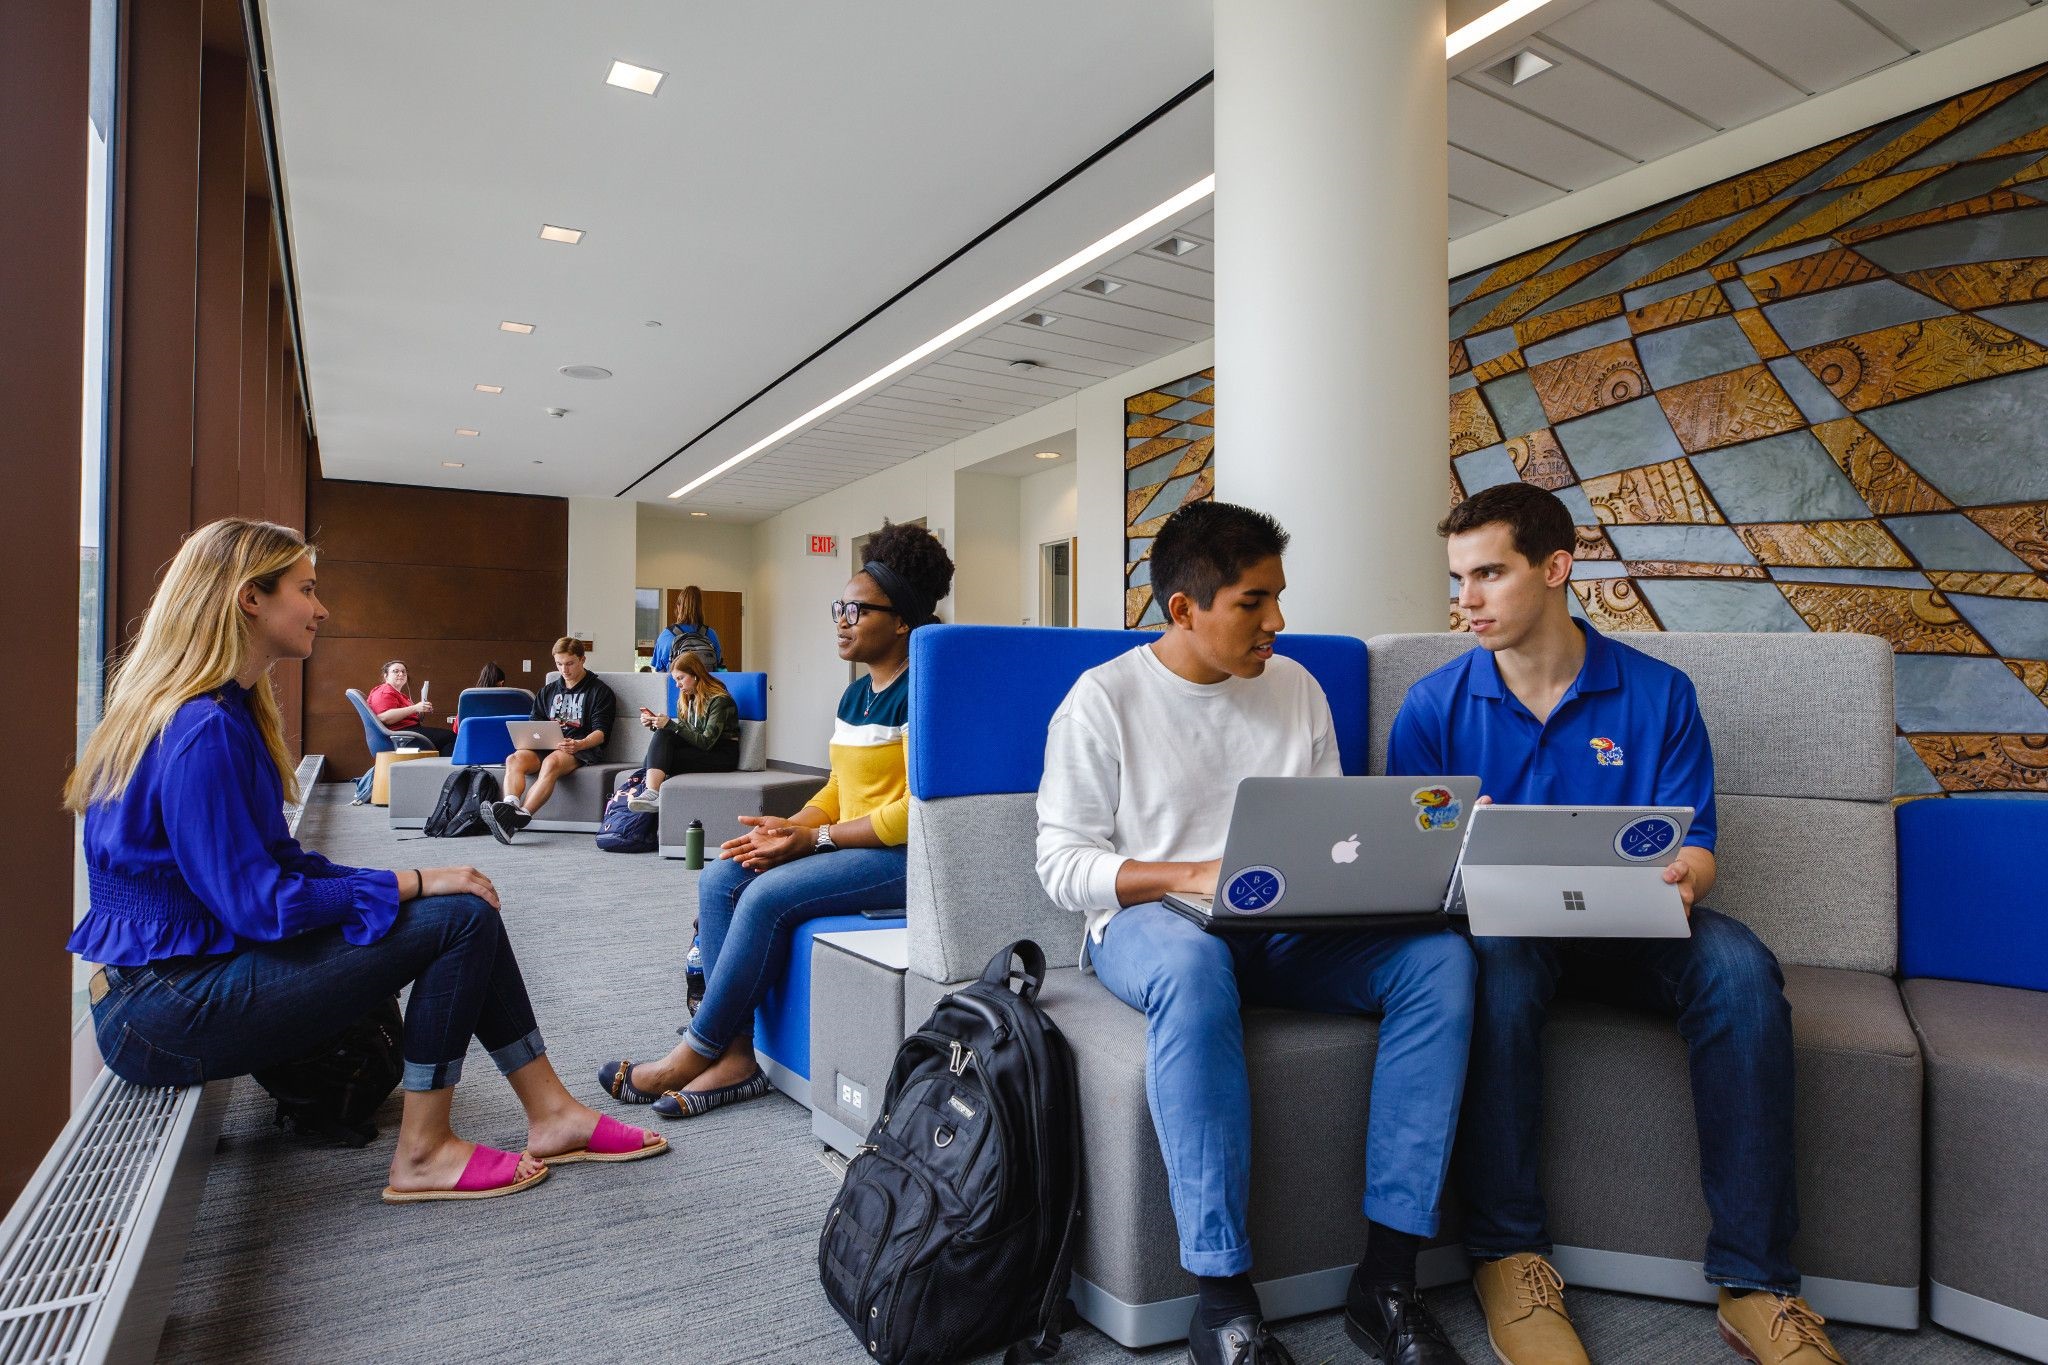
left=1124, top=367, right=1215, bottom=628
left=1447, top=65, right=2048, bottom=797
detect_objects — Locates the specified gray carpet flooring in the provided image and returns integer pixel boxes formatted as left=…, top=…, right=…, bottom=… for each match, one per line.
left=157, top=790, right=2016, bottom=1365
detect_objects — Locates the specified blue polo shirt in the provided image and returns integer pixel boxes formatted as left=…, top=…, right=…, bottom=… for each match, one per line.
left=1386, top=621, right=1716, bottom=852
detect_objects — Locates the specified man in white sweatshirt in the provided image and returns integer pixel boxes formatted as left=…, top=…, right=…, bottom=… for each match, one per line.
left=1036, top=501, right=1475, bottom=1365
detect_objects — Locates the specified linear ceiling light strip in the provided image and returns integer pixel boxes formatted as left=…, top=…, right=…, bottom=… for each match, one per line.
left=1447, top=0, right=1565, bottom=59
left=615, top=70, right=1215, bottom=497
left=668, top=174, right=1213, bottom=500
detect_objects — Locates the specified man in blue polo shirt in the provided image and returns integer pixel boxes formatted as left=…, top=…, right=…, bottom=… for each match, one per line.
left=1388, top=483, right=1845, bottom=1365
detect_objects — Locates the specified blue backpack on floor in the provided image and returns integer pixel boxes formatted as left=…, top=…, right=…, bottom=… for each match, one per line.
left=597, top=769, right=659, bottom=853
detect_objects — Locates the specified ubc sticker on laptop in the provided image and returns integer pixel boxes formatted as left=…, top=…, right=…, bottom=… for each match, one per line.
left=1222, top=866, right=1286, bottom=915
left=1614, top=815, right=1681, bottom=862
left=1411, top=786, right=1463, bottom=832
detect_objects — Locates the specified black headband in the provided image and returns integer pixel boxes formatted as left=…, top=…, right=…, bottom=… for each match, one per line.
left=862, top=559, right=936, bottom=629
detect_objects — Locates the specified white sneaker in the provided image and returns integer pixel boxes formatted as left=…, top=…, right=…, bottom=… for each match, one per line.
left=626, top=789, right=661, bottom=814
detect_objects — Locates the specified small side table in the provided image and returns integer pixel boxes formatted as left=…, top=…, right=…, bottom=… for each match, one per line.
left=372, top=748, right=435, bottom=806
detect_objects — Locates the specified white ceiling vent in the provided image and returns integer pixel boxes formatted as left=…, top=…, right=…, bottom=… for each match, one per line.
left=558, top=364, right=613, bottom=380
left=1017, top=311, right=1059, bottom=328
left=1079, top=277, right=1123, bottom=295
left=1150, top=235, right=1201, bottom=257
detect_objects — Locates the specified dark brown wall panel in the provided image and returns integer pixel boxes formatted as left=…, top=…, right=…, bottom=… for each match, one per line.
left=190, top=46, right=246, bottom=525
left=304, top=479, right=568, bottom=777
left=237, top=196, right=270, bottom=508
left=109, top=0, right=204, bottom=643
left=2, top=0, right=90, bottom=1210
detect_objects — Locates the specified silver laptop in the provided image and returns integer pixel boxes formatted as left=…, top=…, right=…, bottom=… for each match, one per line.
left=1451, top=804, right=1694, bottom=938
left=506, top=719, right=565, bottom=751
left=1163, top=776, right=1481, bottom=933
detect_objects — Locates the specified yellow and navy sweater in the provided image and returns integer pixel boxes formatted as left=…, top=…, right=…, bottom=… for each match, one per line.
left=808, top=673, right=910, bottom=846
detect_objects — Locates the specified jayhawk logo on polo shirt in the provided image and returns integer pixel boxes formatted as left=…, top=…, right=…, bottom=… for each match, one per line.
left=1589, top=736, right=1625, bottom=768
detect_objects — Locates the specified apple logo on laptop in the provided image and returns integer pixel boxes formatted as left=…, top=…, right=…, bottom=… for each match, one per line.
left=1330, top=835, right=1361, bottom=865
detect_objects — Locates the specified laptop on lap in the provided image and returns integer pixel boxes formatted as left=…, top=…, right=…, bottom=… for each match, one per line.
left=1163, top=776, right=1481, bottom=934
left=506, top=720, right=566, bottom=751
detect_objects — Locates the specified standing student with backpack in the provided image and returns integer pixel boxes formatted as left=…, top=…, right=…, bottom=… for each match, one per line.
left=652, top=585, right=723, bottom=672
left=66, top=518, right=665, bottom=1203
left=598, top=523, right=951, bottom=1120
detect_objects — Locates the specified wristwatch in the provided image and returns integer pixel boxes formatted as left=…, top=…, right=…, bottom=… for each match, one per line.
left=812, top=825, right=837, bottom=854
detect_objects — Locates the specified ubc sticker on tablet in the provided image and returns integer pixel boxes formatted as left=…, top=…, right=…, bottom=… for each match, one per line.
left=1411, top=786, right=1463, bottom=832
left=1222, top=866, right=1286, bottom=915
left=1615, top=815, right=1681, bottom=862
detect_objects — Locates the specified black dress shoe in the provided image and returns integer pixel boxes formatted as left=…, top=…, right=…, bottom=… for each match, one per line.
left=1186, top=1311, right=1298, bottom=1365
left=1342, top=1280, right=1465, bottom=1365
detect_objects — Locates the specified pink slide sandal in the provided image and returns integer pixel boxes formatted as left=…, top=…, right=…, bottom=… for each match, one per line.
left=381, top=1145, right=549, bottom=1203
left=542, top=1112, right=669, bottom=1165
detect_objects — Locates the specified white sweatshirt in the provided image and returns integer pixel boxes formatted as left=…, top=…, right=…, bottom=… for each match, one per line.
left=1035, top=644, right=1340, bottom=947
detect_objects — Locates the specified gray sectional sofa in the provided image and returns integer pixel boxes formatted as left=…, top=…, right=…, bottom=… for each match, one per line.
left=877, top=628, right=1915, bottom=1347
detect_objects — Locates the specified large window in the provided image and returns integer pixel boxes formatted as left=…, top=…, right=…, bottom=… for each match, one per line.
left=74, top=0, right=119, bottom=1022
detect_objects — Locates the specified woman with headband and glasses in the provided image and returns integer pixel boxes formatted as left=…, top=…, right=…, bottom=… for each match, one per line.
left=600, top=522, right=954, bottom=1118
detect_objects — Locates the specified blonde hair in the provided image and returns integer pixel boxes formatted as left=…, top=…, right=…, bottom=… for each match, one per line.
left=66, top=518, right=312, bottom=813
left=669, top=651, right=729, bottom=719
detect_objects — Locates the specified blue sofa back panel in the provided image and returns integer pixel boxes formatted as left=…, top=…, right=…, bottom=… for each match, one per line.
left=908, top=624, right=1369, bottom=799
left=455, top=687, right=534, bottom=720
left=665, top=670, right=768, bottom=723
left=1899, top=796, right=2048, bottom=991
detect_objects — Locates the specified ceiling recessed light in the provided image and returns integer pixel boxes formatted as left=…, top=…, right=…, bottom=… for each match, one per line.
left=539, top=224, right=585, bottom=245
left=1484, top=49, right=1554, bottom=85
left=644, top=320, right=662, bottom=328
left=690, top=511, right=708, bottom=517
left=455, top=427, right=479, bottom=437
left=441, top=461, right=464, bottom=468
left=667, top=173, right=1215, bottom=501
left=499, top=320, right=535, bottom=334
left=1008, top=358, right=1042, bottom=372
left=1079, top=277, right=1122, bottom=295
left=1018, top=311, right=1059, bottom=328
left=558, top=364, right=613, bottom=381
left=531, top=459, right=544, bottom=464
left=475, top=383, right=503, bottom=394
left=1034, top=451, right=1061, bottom=460
left=606, top=60, right=665, bottom=95
left=1151, top=235, right=1200, bottom=257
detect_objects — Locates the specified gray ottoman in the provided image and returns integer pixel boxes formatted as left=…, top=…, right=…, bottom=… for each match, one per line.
left=1906, top=977, right=2048, bottom=1362
left=652, top=771, right=820, bottom=857
left=389, top=756, right=631, bottom=832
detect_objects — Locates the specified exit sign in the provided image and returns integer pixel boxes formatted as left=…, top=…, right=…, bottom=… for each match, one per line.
left=808, top=534, right=837, bottom=556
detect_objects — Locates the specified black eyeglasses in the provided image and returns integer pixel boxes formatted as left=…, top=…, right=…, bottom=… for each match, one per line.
left=830, top=599, right=899, bottom=626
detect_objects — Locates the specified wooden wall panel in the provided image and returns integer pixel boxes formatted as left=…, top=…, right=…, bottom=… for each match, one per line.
left=304, top=479, right=568, bottom=777
left=190, top=46, right=245, bottom=525
left=2, top=0, right=90, bottom=1211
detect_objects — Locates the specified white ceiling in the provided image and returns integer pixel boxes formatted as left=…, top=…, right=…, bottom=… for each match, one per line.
left=264, top=0, right=2042, bottom=523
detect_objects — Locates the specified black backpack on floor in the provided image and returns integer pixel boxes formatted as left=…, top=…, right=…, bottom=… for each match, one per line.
left=819, top=940, right=1082, bottom=1365
left=251, top=995, right=404, bottom=1147
left=423, top=765, right=500, bottom=838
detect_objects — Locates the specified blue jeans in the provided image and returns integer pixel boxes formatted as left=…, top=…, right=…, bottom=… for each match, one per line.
left=90, top=894, right=546, bottom=1092
left=1090, top=902, right=1476, bottom=1277
left=1458, top=906, right=1799, bottom=1292
left=687, top=848, right=907, bottom=1057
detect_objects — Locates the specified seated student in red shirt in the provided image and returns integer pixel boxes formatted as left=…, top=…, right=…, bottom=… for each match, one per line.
left=366, top=660, right=453, bottom=756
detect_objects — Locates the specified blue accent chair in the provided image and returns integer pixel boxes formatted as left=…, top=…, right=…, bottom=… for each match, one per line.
left=449, top=687, right=534, bottom=766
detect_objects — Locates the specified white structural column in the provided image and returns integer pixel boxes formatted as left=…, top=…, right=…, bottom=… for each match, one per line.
left=1214, top=0, right=1450, bottom=639
left=566, top=495, right=640, bottom=671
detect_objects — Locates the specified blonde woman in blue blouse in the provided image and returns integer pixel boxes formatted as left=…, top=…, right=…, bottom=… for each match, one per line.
left=66, top=518, right=665, bottom=1202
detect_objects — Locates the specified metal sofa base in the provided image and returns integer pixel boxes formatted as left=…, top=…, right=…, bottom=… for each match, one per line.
left=1070, top=1244, right=1471, bottom=1349
left=1931, top=1282, right=2048, bottom=1362
left=1547, top=1245, right=1917, bottom=1329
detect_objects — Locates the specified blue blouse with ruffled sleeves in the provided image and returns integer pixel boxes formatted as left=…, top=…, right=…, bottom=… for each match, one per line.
left=68, top=681, right=400, bottom=966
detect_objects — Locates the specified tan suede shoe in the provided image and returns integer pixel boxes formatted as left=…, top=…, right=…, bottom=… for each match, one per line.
left=1471, top=1254, right=1589, bottom=1365
left=1716, top=1290, right=1848, bottom=1364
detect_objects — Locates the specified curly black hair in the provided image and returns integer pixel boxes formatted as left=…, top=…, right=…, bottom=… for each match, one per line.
left=864, top=520, right=955, bottom=610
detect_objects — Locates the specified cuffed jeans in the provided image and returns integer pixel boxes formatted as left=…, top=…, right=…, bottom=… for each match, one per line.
left=1089, top=902, right=1476, bottom=1277
left=687, top=847, right=907, bottom=1057
left=90, top=893, right=546, bottom=1093
left=1457, top=905, right=1800, bottom=1292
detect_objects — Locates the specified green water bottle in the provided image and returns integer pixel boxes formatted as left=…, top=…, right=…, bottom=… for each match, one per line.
left=684, top=818, right=705, bottom=869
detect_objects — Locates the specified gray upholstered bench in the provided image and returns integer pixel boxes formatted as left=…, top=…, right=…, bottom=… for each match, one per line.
left=651, top=769, right=819, bottom=856
left=809, top=928, right=909, bottom=1155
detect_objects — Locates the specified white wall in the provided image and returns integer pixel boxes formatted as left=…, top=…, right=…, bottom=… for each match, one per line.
left=1018, top=463, right=1077, bottom=627
left=636, top=504, right=755, bottom=595
left=565, top=495, right=638, bottom=672
left=749, top=337, right=1213, bottom=763
left=952, top=471, right=1023, bottom=626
